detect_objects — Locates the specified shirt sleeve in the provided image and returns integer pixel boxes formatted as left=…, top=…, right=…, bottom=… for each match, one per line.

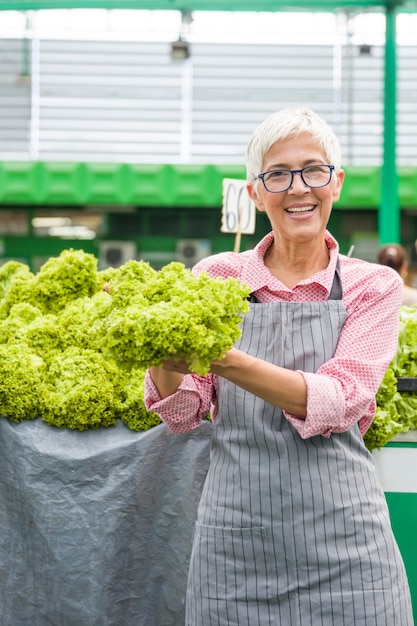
left=144, top=369, right=217, bottom=434
left=284, top=266, right=403, bottom=439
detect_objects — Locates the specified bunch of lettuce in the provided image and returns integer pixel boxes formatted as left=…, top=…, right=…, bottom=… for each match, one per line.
left=363, top=366, right=404, bottom=451
left=391, top=305, right=417, bottom=378
left=0, top=342, right=46, bottom=422
left=0, top=249, right=249, bottom=431
left=0, top=250, right=159, bottom=431
left=391, top=305, right=417, bottom=434
left=364, top=305, right=417, bottom=451
left=104, top=260, right=250, bottom=375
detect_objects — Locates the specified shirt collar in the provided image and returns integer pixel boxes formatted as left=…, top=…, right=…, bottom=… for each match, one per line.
left=240, top=230, right=339, bottom=295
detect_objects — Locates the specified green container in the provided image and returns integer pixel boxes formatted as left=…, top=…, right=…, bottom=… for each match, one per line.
left=373, top=433, right=417, bottom=623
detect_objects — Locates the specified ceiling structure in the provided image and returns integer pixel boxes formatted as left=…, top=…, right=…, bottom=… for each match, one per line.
left=0, top=0, right=416, bottom=11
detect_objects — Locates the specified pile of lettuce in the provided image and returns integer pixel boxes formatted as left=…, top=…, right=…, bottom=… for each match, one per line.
left=364, top=305, right=417, bottom=451
left=0, top=249, right=250, bottom=431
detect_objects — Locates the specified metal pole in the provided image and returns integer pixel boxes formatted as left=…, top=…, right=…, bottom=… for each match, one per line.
left=379, top=3, right=399, bottom=244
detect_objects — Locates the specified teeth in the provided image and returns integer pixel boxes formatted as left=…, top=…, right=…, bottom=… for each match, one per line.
left=286, top=206, right=314, bottom=214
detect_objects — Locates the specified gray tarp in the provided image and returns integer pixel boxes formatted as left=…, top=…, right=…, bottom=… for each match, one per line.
left=0, top=418, right=212, bottom=626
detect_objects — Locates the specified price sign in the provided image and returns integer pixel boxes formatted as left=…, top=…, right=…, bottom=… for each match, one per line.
left=221, top=178, right=256, bottom=235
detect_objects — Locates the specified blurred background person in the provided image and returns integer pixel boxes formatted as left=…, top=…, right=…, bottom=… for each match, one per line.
left=377, top=243, right=417, bottom=307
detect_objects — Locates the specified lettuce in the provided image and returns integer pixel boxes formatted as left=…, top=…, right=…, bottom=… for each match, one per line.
left=363, top=366, right=403, bottom=451
left=0, top=262, right=36, bottom=320
left=57, top=290, right=112, bottom=352
left=364, top=306, right=417, bottom=451
left=104, top=261, right=250, bottom=375
left=395, top=393, right=417, bottom=432
left=113, top=366, right=162, bottom=432
left=392, top=306, right=417, bottom=377
left=0, top=343, right=46, bottom=422
left=363, top=406, right=405, bottom=452
left=0, top=250, right=250, bottom=431
left=40, top=347, right=119, bottom=430
left=33, top=248, right=100, bottom=314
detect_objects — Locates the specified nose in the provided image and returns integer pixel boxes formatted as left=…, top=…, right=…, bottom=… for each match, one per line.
left=289, top=171, right=309, bottom=191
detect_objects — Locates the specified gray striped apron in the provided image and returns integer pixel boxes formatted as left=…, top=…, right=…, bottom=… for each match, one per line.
left=186, top=264, right=413, bottom=626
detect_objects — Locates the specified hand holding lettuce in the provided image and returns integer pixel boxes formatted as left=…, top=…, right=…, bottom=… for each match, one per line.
left=104, top=261, right=250, bottom=375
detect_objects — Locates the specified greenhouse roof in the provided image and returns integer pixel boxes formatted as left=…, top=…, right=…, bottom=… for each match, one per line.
left=0, top=0, right=416, bottom=12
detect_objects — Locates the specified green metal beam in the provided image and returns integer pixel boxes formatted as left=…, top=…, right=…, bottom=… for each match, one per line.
left=379, top=4, right=400, bottom=244
left=0, top=0, right=412, bottom=11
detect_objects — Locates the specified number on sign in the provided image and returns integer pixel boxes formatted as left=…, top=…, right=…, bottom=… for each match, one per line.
left=221, top=179, right=256, bottom=235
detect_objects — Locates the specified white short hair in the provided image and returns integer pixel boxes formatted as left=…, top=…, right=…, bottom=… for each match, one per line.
left=245, top=107, right=342, bottom=185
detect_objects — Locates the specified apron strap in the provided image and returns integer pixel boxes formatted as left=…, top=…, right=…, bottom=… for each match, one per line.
left=329, top=257, right=343, bottom=300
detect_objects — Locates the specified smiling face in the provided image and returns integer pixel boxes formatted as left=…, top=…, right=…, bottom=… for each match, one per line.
left=247, top=133, right=344, bottom=249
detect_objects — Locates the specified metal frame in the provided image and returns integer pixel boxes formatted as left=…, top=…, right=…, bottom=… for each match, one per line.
left=0, top=1, right=416, bottom=11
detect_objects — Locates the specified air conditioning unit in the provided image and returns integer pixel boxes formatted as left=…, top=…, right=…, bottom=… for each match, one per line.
left=99, top=241, right=136, bottom=269
left=176, top=239, right=211, bottom=268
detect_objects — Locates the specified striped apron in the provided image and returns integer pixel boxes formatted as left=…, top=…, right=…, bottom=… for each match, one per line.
left=186, top=265, right=413, bottom=625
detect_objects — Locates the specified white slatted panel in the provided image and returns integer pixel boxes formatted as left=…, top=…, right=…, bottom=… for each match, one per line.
left=38, top=39, right=183, bottom=161
left=0, top=34, right=416, bottom=165
left=339, top=45, right=384, bottom=165
left=397, top=45, right=417, bottom=166
left=190, top=43, right=335, bottom=162
left=0, top=38, right=31, bottom=156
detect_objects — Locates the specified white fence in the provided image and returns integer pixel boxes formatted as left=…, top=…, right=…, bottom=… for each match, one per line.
left=0, top=18, right=416, bottom=166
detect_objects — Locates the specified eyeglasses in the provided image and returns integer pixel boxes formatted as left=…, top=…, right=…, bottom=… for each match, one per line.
left=257, top=164, right=335, bottom=193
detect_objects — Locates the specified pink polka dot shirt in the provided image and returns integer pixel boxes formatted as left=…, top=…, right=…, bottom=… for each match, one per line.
left=144, top=230, right=403, bottom=439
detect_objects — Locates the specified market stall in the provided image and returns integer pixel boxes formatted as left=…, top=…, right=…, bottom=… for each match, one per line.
left=0, top=250, right=416, bottom=623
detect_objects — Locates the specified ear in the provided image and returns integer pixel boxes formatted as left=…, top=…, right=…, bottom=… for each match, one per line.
left=247, top=182, right=266, bottom=212
left=332, top=168, right=345, bottom=203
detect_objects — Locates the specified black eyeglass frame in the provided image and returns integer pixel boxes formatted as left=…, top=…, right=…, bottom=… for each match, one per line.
left=257, top=164, right=335, bottom=193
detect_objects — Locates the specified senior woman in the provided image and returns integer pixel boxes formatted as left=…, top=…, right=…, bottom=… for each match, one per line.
left=145, top=107, right=413, bottom=625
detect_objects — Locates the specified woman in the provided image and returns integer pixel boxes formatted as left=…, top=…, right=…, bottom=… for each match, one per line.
left=145, top=107, right=413, bottom=625
left=377, top=242, right=417, bottom=307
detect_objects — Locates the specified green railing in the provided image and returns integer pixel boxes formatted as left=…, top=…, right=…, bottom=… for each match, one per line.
left=1, top=162, right=417, bottom=209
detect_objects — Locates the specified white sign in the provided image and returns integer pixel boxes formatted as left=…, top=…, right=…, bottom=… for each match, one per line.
left=221, top=178, right=256, bottom=235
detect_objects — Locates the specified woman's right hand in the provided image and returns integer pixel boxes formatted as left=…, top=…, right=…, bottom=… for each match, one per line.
left=148, top=363, right=187, bottom=399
